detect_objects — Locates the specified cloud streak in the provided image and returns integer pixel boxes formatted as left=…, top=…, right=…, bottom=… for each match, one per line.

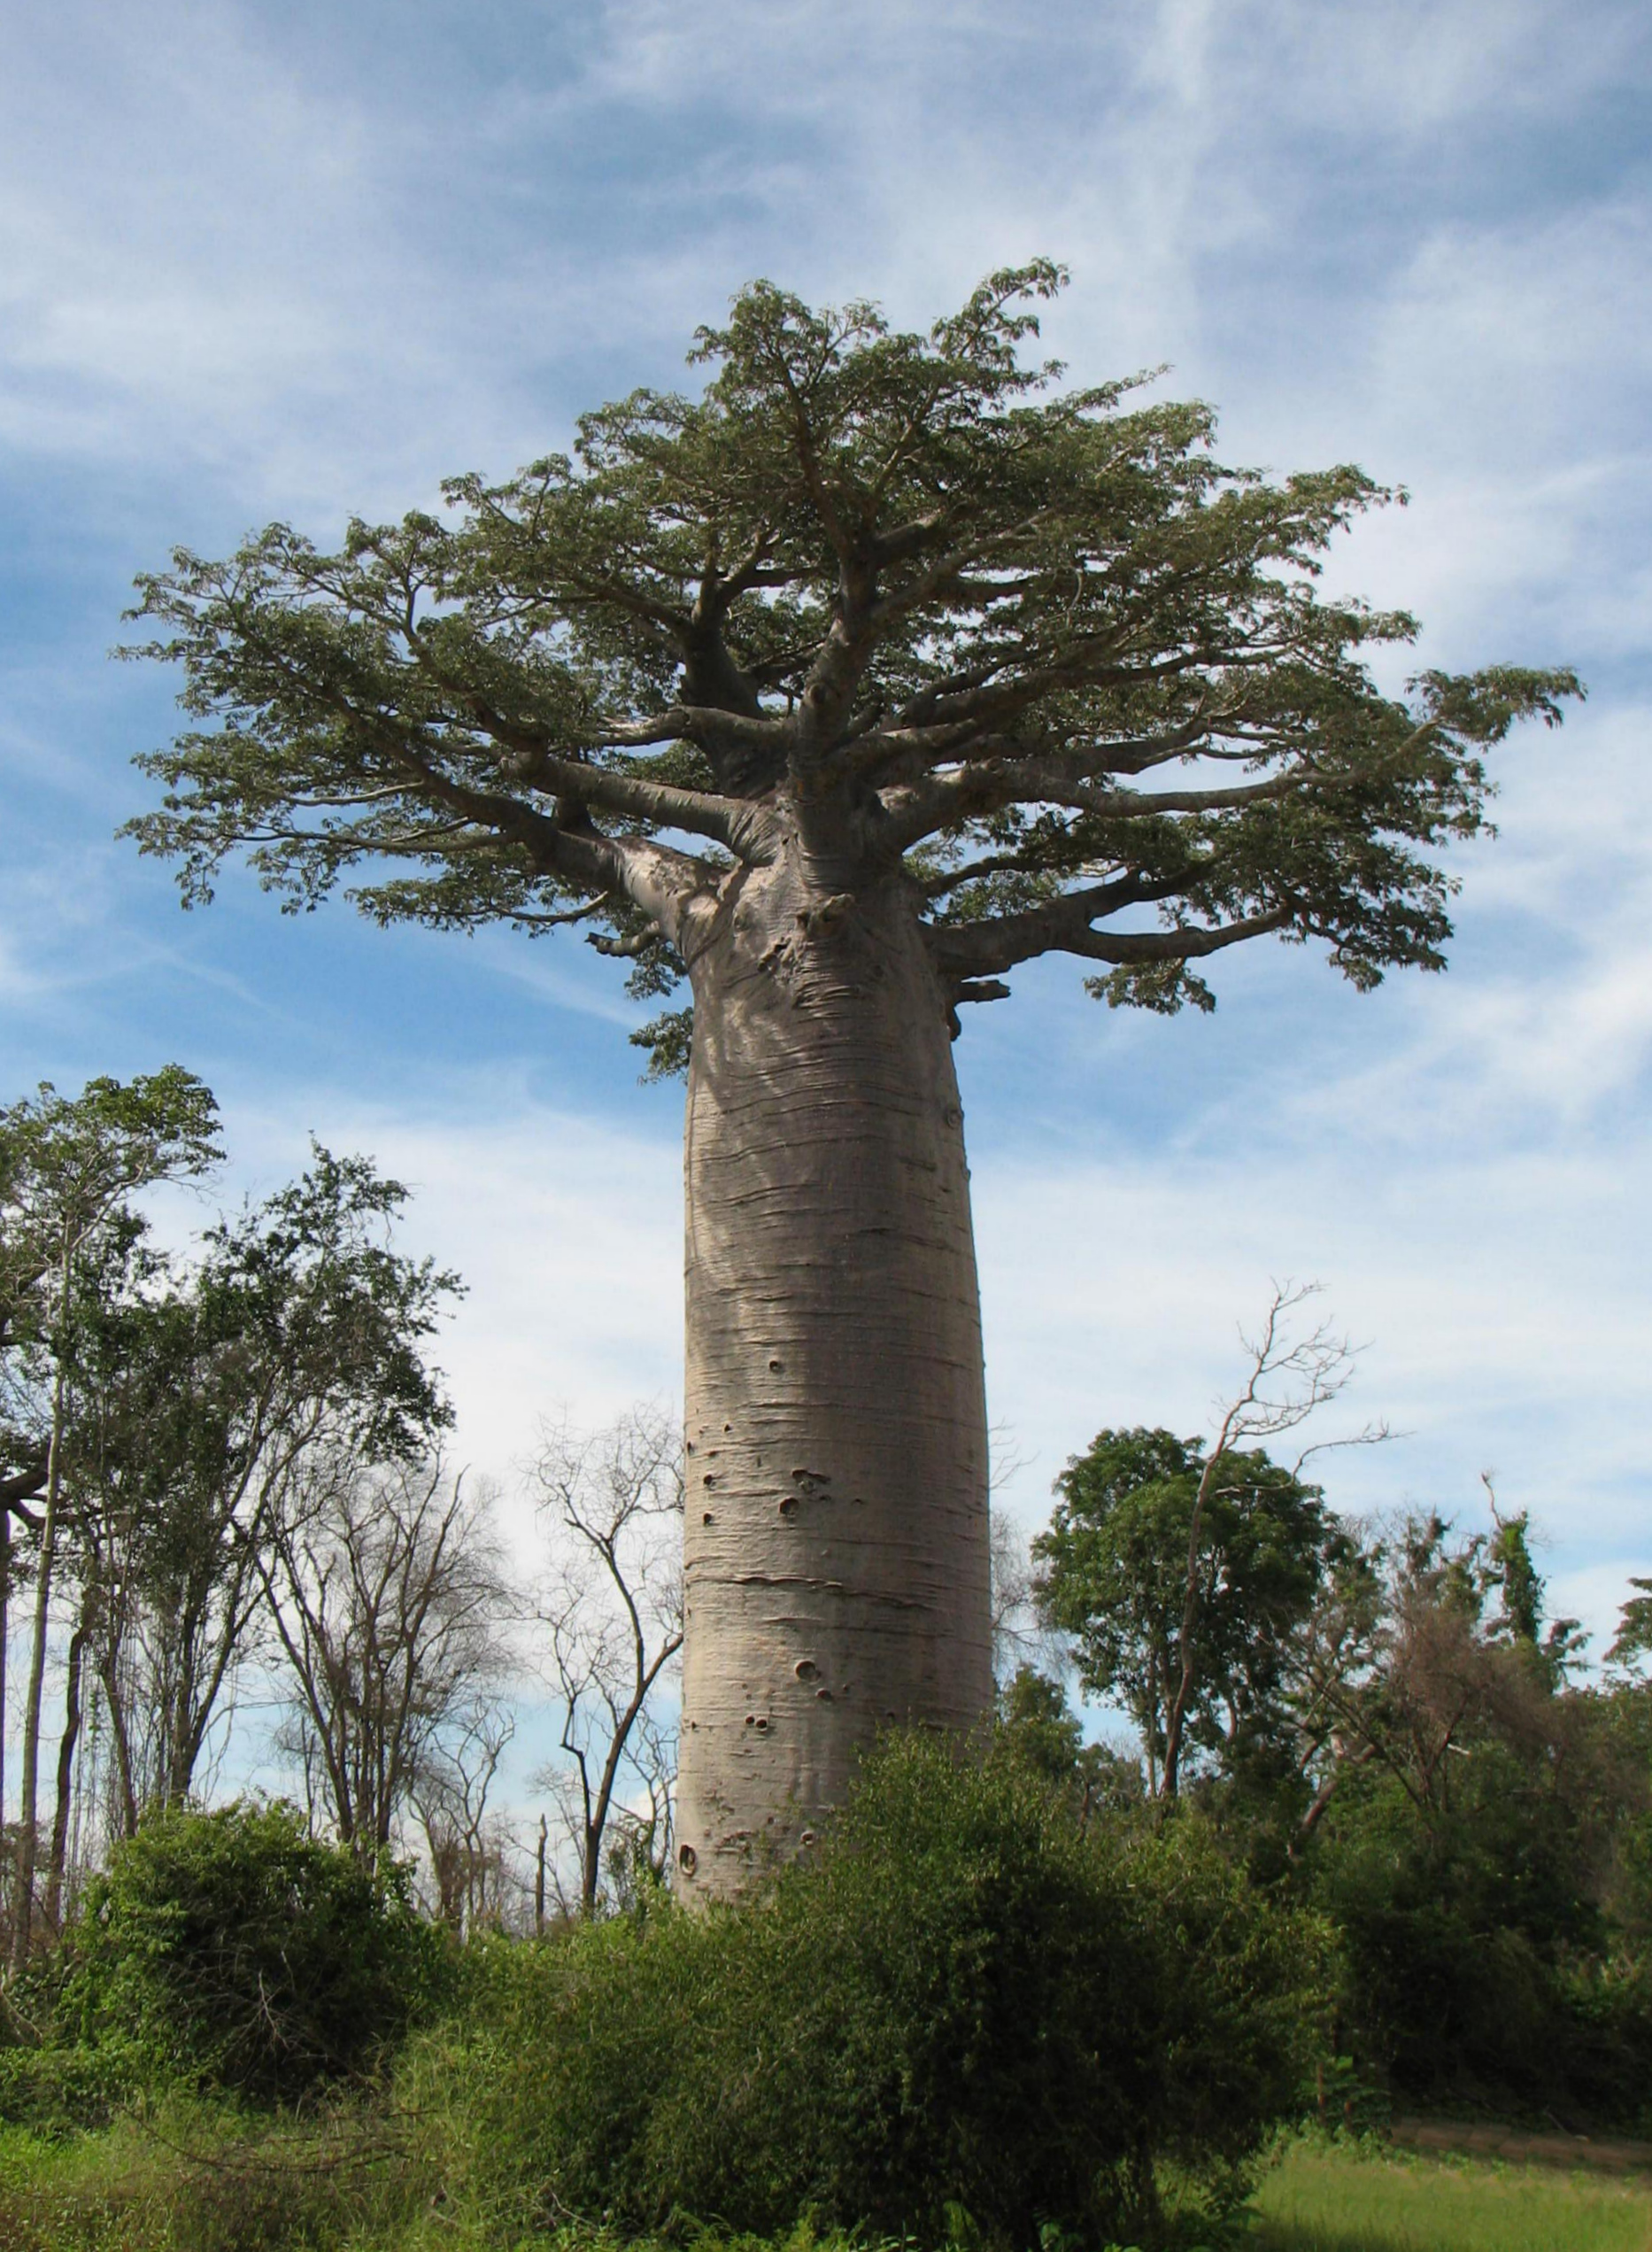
left=0, top=0, right=1646, bottom=1655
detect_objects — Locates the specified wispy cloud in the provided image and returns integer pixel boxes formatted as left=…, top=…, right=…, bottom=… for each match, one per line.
left=0, top=0, right=1646, bottom=1647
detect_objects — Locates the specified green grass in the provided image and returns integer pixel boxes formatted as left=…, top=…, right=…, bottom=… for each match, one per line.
left=5, top=2117, right=1652, bottom=2252
left=1249, top=2140, right=1652, bottom=2252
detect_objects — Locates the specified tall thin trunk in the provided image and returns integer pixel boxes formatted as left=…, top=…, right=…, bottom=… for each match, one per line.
left=675, top=856, right=992, bottom=1899
left=1161, top=1451, right=1223, bottom=1801
left=0, top=1505, right=10, bottom=1837
left=45, top=1604, right=89, bottom=1931
left=12, top=1300, right=68, bottom=1970
left=97, top=1652, right=140, bottom=1840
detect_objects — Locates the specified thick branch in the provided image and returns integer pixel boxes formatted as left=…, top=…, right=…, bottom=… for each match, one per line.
left=347, top=718, right=721, bottom=951
left=932, top=898, right=1291, bottom=979
left=499, top=746, right=777, bottom=862
left=879, top=742, right=1300, bottom=852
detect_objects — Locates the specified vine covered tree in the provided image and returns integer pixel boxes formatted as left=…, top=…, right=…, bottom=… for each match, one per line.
left=124, top=265, right=1577, bottom=1894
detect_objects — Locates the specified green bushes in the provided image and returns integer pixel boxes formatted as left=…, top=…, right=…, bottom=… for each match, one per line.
left=1308, top=1756, right=1652, bottom=2131
left=416, top=1732, right=1329, bottom=2249
left=57, top=1800, right=447, bottom=2106
left=0, top=2104, right=433, bottom=2252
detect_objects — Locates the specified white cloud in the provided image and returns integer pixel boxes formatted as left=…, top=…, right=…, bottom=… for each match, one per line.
left=2, top=0, right=1647, bottom=1661
left=209, top=1084, right=683, bottom=1490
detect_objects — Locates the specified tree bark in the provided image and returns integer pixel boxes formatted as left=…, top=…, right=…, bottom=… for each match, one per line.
left=0, top=1508, right=9, bottom=1840
left=45, top=1602, right=89, bottom=1932
left=675, top=847, right=993, bottom=1898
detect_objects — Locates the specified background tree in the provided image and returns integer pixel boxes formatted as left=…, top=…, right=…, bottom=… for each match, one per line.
left=262, top=1455, right=513, bottom=1854
left=61, top=1144, right=459, bottom=1852
left=61, top=1799, right=444, bottom=2105
left=411, top=1694, right=518, bottom=1933
left=0, top=1070, right=221, bottom=1966
left=123, top=266, right=1578, bottom=1890
left=1036, top=1428, right=1345, bottom=1799
left=530, top=1406, right=683, bottom=1915
left=0, top=1123, right=52, bottom=1849
left=1293, top=1507, right=1644, bottom=2118
left=996, top=1664, right=1142, bottom=1823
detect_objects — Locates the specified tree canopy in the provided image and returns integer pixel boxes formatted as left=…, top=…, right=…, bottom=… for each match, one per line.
left=1033, top=1426, right=1345, bottom=1796
left=123, top=262, right=1580, bottom=1068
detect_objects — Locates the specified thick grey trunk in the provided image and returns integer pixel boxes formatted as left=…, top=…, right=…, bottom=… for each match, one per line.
left=675, top=847, right=992, bottom=1899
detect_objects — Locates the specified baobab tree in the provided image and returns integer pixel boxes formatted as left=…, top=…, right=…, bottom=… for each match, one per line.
left=124, top=265, right=1577, bottom=1896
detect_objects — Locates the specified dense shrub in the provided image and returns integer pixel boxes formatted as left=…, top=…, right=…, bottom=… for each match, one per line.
left=414, top=1732, right=1330, bottom=2249
left=59, top=1800, right=447, bottom=2105
left=1309, top=1757, right=1652, bottom=2131
left=0, top=2044, right=127, bottom=2136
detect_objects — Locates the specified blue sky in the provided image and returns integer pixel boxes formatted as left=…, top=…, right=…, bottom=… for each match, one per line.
left=4, top=0, right=1650, bottom=1661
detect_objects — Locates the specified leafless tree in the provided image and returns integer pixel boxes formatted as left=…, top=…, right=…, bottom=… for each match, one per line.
left=529, top=1407, right=683, bottom=1915
left=260, top=1454, right=515, bottom=1853
left=412, top=1696, right=518, bottom=1934
left=990, top=1511, right=1068, bottom=1688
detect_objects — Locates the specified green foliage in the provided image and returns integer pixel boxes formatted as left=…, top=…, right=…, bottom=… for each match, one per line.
left=1, top=1067, right=222, bottom=1502
left=629, top=1007, right=695, bottom=1081
left=1607, top=1578, right=1652, bottom=1679
left=0, top=2046, right=128, bottom=2137
left=1033, top=1428, right=1345, bottom=1792
left=0, top=2101, right=433, bottom=2252
left=1291, top=1524, right=1652, bottom=2130
left=59, top=1801, right=448, bottom=2105
left=121, top=267, right=1578, bottom=1027
left=413, top=1732, right=1327, bottom=2251
left=996, top=1664, right=1144, bottom=1815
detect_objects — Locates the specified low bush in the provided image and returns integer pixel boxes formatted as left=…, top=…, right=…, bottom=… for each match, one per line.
left=413, top=1731, right=1330, bottom=2249
left=0, top=2099, right=433, bottom=2252
left=58, top=1799, right=449, bottom=2106
left=0, top=2043, right=128, bottom=2136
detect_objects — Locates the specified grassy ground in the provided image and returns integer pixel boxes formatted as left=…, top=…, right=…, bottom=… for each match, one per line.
left=5, top=2119, right=1652, bottom=2252
left=1249, top=2139, right=1652, bottom=2252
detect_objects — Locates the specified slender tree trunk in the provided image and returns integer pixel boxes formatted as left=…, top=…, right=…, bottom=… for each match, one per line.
left=45, top=1604, right=89, bottom=1931
left=13, top=1330, right=67, bottom=1970
left=675, top=854, right=992, bottom=1899
left=96, top=1653, right=140, bottom=1841
left=0, top=1506, right=10, bottom=1838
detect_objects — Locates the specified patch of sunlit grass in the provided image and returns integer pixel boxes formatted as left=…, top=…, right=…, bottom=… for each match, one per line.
left=1248, top=2139, right=1652, bottom=2252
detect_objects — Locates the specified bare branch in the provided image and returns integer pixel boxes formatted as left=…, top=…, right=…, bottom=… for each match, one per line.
left=529, top=1405, right=683, bottom=1915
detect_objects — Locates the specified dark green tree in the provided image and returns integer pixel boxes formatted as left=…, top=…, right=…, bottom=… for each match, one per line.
left=997, top=1661, right=1143, bottom=1819
left=1608, top=1580, right=1652, bottom=1681
left=62, top=1799, right=444, bottom=2103
left=122, top=265, right=1577, bottom=1889
left=1035, top=1427, right=1347, bottom=1797
left=0, top=1071, right=221, bottom=1963
left=1299, top=1516, right=1652, bottom=2123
